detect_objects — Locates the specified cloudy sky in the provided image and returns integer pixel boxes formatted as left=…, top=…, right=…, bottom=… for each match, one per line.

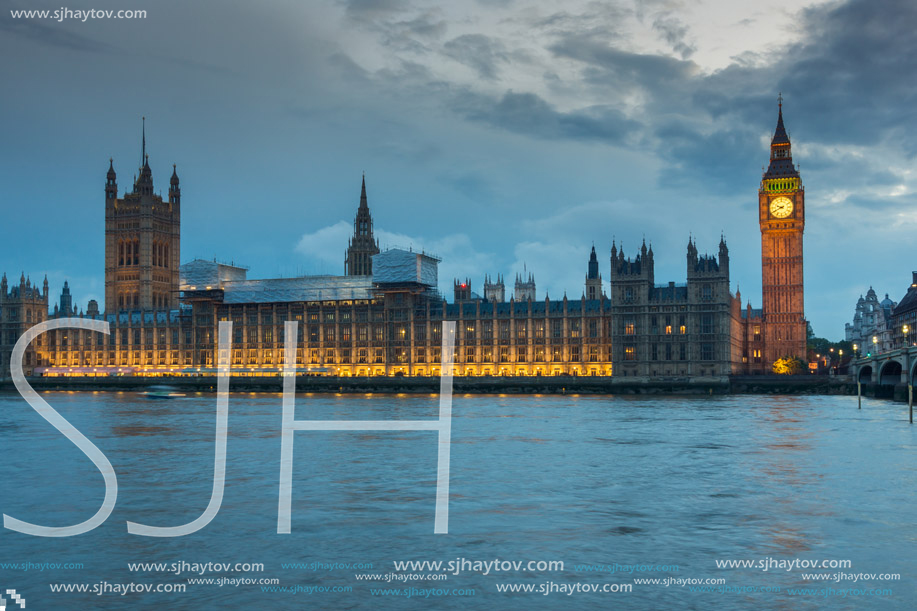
left=1, top=0, right=915, bottom=338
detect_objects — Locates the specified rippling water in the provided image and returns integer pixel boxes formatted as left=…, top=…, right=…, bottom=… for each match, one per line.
left=0, top=391, right=914, bottom=609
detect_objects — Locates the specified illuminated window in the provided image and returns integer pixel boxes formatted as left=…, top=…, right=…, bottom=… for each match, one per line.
left=624, top=346, right=635, bottom=361
left=570, top=320, right=581, bottom=338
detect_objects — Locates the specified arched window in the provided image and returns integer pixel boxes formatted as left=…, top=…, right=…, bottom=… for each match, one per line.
left=119, top=241, right=124, bottom=266
left=133, top=239, right=140, bottom=265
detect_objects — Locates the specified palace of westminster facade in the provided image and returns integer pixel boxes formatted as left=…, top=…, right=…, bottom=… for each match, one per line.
left=0, top=105, right=808, bottom=379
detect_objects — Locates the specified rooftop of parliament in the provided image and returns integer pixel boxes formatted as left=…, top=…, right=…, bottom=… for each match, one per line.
left=1, top=106, right=808, bottom=379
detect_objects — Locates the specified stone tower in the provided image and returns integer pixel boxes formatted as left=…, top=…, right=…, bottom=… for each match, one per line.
left=104, top=118, right=181, bottom=312
left=484, top=274, right=505, bottom=302
left=514, top=268, right=536, bottom=301
left=585, top=245, right=603, bottom=300
left=345, top=175, right=381, bottom=276
left=454, top=278, right=472, bottom=302
left=0, top=273, right=49, bottom=376
left=758, top=97, right=806, bottom=363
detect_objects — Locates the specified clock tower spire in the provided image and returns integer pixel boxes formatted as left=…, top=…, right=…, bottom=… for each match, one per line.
left=759, top=95, right=806, bottom=366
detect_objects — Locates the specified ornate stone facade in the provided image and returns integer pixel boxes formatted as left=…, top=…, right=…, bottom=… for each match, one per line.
left=104, top=120, right=181, bottom=312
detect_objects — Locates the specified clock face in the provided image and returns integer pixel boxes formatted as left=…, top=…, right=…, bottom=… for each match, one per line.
left=769, top=196, right=794, bottom=218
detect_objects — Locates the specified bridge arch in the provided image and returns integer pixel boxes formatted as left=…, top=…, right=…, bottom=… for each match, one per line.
left=911, top=360, right=917, bottom=385
left=879, top=360, right=902, bottom=386
left=857, top=365, right=873, bottom=384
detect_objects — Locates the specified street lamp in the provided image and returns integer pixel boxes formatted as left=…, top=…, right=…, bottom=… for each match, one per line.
left=904, top=324, right=911, bottom=348
left=873, top=335, right=878, bottom=355
left=853, top=343, right=859, bottom=357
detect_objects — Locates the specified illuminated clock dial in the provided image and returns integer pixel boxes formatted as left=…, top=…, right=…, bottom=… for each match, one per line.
left=769, top=196, right=794, bottom=218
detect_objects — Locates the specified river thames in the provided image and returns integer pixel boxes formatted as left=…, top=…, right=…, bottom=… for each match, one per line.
left=0, top=391, right=914, bottom=609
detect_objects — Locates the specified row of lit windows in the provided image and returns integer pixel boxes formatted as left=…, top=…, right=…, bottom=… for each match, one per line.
left=45, top=345, right=608, bottom=367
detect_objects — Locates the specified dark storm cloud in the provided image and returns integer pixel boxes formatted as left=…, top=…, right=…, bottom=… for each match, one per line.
left=515, top=0, right=917, bottom=194
left=443, top=34, right=511, bottom=80
left=529, top=3, right=633, bottom=39
left=652, top=15, right=695, bottom=59
left=652, top=119, right=762, bottom=194
left=436, top=170, right=495, bottom=201
left=394, top=11, right=447, bottom=39
left=699, top=0, right=917, bottom=150
left=549, top=36, right=696, bottom=99
left=341, top=0, right=409, bottom=22
left=452, top=90, right=640, bottom=143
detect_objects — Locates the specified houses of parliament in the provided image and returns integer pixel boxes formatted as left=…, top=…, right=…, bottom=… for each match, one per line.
left=0, top=104, right=808, bottom=379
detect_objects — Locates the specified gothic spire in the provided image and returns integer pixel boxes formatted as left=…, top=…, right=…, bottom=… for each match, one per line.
left=359, top=173, right=368, bottom=210
left=764, top=94, right=799, bottom=180
left=141, top=116, right=146, bottom=167
left=771, top=94, right=790, bottom=147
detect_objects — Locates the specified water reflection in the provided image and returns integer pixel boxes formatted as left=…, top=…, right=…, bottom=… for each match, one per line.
left=0, top=392, right=911, bottom=610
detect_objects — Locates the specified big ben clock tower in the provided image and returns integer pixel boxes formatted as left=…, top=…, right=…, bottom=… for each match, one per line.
left=759, top=95, right=806, bottom=364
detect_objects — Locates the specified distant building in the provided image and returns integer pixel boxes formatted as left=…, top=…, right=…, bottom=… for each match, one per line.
left=483, top=274, right=505, bottom=302
left=889, top=272, right=917, bottom=350
left=513, top=270, right=536, bottom=302
left=57, top=280, right=73, bottom=316
left=344, top=176, right=380, bottom=276
left=585, top=245, right=603, bottom=300
left=845, top=287, right=897, bottom=353
left=0, top=274, right=48, bottom=376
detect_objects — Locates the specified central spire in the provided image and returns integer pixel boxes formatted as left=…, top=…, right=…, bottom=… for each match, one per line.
left=141, top=116, right=146, bottom=168
left=345, top=174, right=380, bottom=276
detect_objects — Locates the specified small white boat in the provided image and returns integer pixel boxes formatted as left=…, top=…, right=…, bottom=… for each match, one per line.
left=143, top=386, right=186, bottom=399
